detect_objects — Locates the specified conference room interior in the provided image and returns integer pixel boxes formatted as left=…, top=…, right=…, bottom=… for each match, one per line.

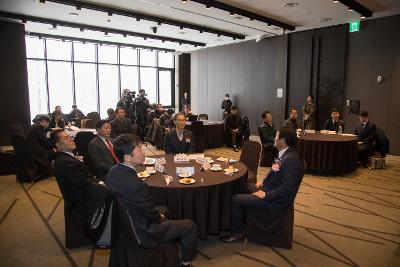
left=1, top=0, right=400, bottom=266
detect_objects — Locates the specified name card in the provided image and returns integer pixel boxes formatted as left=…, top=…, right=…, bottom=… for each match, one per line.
left=202, top=162, right=211, bottom=171
left=174, top=154, right=189, bottom=163
left=155, top=163, right=165, bottom=174
left=196, top=157, right=206, bottom=165
left=156, top=157, right=166, bottom=165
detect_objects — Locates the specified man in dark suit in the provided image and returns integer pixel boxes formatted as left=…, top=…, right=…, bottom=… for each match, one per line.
left=258, top=111, right=277, bottom=149
left=355, top=110, right=376, bottom=166
left=283, top=108, right=300, bottom=130
left=106, top=134, right=197, bottom=267
left=163, top=113, right=195, bottom=154
left=225, top=106, right=243, bottom=152
left=88, top=120, right=119, bottom=180
left=220, top=127, right=304, bottom=243
left=221, top=93, right=232, bottom=120
left=26, top=114, right=54, bottom=178
left=180, top=91, right=190, bottom=112
left=324, top=108, right=345, bottom=132
left=110, top=107, right=135, bottom=138
left=51, top=130, right=100, bottom=211
left=49, top=111, right=66, bottom=130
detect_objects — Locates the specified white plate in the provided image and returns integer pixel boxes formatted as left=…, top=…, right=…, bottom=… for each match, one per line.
left=217, top=157, right=228, bottom=162
left=146, top=170, right=156, bottom=174
left=179, top=178, right=195, bottom=185
left=179, top=173, right=192, bottom=178
left=138, top=172, right=150, bottom=178
left=210, top=167, right=222, bottom=171
left=144, top=158, right=156, bottom=165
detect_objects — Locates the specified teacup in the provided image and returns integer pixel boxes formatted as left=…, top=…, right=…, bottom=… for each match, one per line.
left=181, top=172, right=190, bottom=177
left=146, top=167, right=155, bottom=172
left=213, top=164, right=221, bottom=169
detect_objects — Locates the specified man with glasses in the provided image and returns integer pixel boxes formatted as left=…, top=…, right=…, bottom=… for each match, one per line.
left=163, top=113, right=195, bottom=154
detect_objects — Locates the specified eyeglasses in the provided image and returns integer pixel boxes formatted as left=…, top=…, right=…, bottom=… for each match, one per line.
left=61, top=136, right=74, bottom=142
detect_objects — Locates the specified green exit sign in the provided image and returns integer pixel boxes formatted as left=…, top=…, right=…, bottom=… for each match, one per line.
left=349, top=21, right=360, bottom=32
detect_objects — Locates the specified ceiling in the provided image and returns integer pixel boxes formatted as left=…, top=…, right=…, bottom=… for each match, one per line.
left=0, top=0, right=400, bottom=52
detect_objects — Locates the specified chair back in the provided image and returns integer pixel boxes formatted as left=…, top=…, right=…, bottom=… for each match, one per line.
left=10, top=134, right=38, bottom=182
left=240, top=140, right=261, bottom=183
left=190, top=120, right=205, bottom=152
left=197, top=114, right=208, bottom=121
left=87, top=111, right=101, bottom=121
left=374, top=127, right=389, bottom=157
left=74, top=132, right=95, bottom=161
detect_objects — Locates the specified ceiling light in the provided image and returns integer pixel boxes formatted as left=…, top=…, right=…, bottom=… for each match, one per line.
left=250, top=18, right=254, bottom=22
left=180, top=26, right=184, bottom=30
left=230, top=12, right=234, bottom=16
left=80, top=27, right=84, bottom=32
left=179, top=42, right=182, bottom=45
left=22, top=18, right=26, bottom=24
left=348, top=8, right=354, bottom=12
left=76, top=5, right=81, bottom=11
left=152, top=27, right=157, bottom=33
left=123, top=33, right=127, bottom=37
left=283, top=3, right=298, bottom=8
left=178, top=31, right=185, bottom=35
left=104, top=31, right=108, bottom=36
left=158, top=21, right=162, bottom=26
left=361, top=15, right=366, bottom=19
left=206, top=5, right=211, bottom=9
left=319, top=17, right=332, bottom=22
left=182, top=0, right=187, bottom=3
left=199, top=30, right=203, bottom=33
left=69, top=12, right=79, bottom=17
left=233, top=16, right=244, bottom=20
left=108, top=11, right=113, bottom=17
left=52, top=23, right=57, bottom=29
left=333, top=0, right=339, bottom=3
left=136, top=17, right=140, bottom=21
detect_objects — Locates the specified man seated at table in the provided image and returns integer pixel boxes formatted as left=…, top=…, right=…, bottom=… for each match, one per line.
left=164, top=113, right=195, bottom=154
left=324, top=108, right=345, bottom=132
left=283, top=108, right=300, bottom=130
left=88, top=120, right=119, bottom=181
left=183, top=104, right=193, bottom=119
left=258, top=110, right=278, bottom=159
left=49, top=111, right=66, bottom=130
left=110, top=107, right=135, bottom=138
left=53, top=105, right=70, bottom=126
left=26, top=114, right=55, bottom=178
left=68, top=104, right=85, bottom=126
left=160, top=109, right=175, bottom=130
left=51, top=130, right=101, bottom=209
left=219, top=127, right=304, bottom=243
left=225, top=106, right=243, bottom=152
left=355, top=110, right=376, bottom=167
left=106, top=134, right=197, bottom=267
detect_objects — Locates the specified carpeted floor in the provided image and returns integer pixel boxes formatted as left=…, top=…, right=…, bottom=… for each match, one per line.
left=1, top=145, right=400, bottom=267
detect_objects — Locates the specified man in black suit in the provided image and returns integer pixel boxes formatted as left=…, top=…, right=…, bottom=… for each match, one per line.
left=26, top=114, right=54, bottom=178
left=49, top=111, right=66, bottom=130
left=106, top=134, right=197, bottom=267
left=220, top=127, right=304, bottom=243
left=258, top=111, right=277, bottom=149
left=355, top=110, right=376, bottom=166
left=324, top=108, right=345, bottom=132
left=110, top=107, right=135, bottom=138
left=225, top=106, right=243, bottom=152
left=163, top=113, right=195, bottom=154
left=221, top=93, right=232, bottom=120
left=283, top=108, right=300, bottom=130
left=88, top=120, right=119, bottom=180
left=51, top=130, right=100, bottom=211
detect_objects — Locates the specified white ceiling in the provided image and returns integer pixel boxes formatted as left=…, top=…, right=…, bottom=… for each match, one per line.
left=0, top=0, right=400, bottom=52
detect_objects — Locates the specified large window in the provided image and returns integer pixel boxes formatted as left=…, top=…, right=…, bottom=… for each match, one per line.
left=25, top=36, right=175, bottom=120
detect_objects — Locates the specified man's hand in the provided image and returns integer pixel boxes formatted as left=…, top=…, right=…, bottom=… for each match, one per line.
left=252, top=190, right=266, bottom=199
left=255, top=181, right=263, bottom=188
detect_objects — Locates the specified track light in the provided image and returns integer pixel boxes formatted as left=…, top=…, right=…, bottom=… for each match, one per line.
left=123, top=33, right=127, bottom=37
left=179, top=42, right=182, bottom=45
left=136, top=17, right=140, bottom=22
left=52, top=23, right=57, bottom=29
left=361, top=15, right=366, bottom=19
left=348, top=8, right=354, bottom=12
left=157, top=21, right=162, bottom=26
left=76, top=5, right=81, bottom=10
left=108, top=11, right=112, bottom=17
left=230, top=12, right=234, bottom=16
left=182, top=0, right=187, bottom=3
left=104, top=31, right=108, bottom=36
left=22, top=18, right=27, bottom=24
left=250, top=18, right=254, bottom=22
left=180, top=26, right=184, bottom=30
left=152, top=27, right=157, bottom=34
left=333, top=0, right=339, bottom=3
left=206, top=5, right=211, bottom=9
left=80, top=27, right=84, bottom=32
left=199, top=30, right=203, bottom=33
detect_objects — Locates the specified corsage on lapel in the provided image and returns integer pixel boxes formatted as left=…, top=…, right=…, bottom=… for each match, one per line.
left=185, top=137, right=191, bottom=143
left=271, top=159, right=281, bottom=172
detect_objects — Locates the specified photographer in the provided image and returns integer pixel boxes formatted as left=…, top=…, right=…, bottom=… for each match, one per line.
left=133, top=89, right=150, bottom=139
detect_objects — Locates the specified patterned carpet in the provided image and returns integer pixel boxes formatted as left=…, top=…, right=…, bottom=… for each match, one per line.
left=1, top=144, right=399, bottom=267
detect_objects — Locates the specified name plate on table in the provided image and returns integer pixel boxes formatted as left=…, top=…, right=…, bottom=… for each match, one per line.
left=196, top=157, right=206, bottom=165
left=188, top=153, right=205, bottom=160
left=305, top=130, right=316, bottom=134
left=174, top=154, right=189, bottom=163
left=202, top=162, right=211, bottom=171
left=176, top=167, right=195, bottom=176
left=155, top=163, right=165, bottom=173
left=155, top=157, right=166, bottom=165
left=320, top=130, right=337, bottom=135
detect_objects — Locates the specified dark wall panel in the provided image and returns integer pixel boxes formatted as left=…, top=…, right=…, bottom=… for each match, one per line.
left=0, top=21, right=30, bottom=145
left=178, top=53, right=191, bottom=102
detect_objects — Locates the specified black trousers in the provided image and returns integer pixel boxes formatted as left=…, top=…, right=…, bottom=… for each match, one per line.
left=142, top=219, right=197, bottom=262
left=231, top=184, right=271, bottom=234
left=358, top=143, right=373, bottom=163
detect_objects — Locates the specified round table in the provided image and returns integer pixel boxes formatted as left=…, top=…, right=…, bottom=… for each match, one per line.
left=137, top=154, right=248, bottom=239
left=297, top=132, right=358, bottom=175
left=186, top=121, right=224, bottom=148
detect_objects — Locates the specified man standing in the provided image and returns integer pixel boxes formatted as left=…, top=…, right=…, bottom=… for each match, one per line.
left=301, top=96, right=316, bottom=130
left=283, top=108, right=300, bottom=130
left=106, top=134, right=197, bottom=266
left=219, top=127, right=304, bottom=243
left=180, top=91, right=190, bottom=112
left=88, top=120, right=119, bottom=180
left=324, top=108, right=345, bottom=132
left=221, top=93, right=232, bottom=120
left=225, top=106, right=243, bottom=152
left=163, top=113, right=195, bottom=154
left=110, top=107, right=135, bottom=138
left=355, top=110, right=376, bottom=166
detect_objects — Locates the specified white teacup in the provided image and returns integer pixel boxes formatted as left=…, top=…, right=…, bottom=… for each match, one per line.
left=213, top=164, right=221, bottom=169
left=181, top=172, right=190, bottom=177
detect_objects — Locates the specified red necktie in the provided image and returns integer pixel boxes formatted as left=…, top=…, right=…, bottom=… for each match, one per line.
left=105, top=139, right=120, bottom=164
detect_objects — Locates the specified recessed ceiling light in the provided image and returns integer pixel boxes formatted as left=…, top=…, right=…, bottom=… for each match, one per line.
left=319, top=17, right=332, bottom=22
left=233, top=16, right=244, bottom=20
left=333, top=0, right=340, bottom=3
left=178, top=31, right=186, bottom=35
left=361, top=15, right=366, bottom=19
left=348, top=8, right=354, bottom=12
left=69, top=12, right=79, bottom=17
left=283, top=3, right=298, bottom=8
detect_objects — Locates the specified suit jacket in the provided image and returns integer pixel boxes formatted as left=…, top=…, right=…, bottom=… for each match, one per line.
left=283, top=118, right=300, bottom=130
left=88, top=136, right=117, bottom=180
left=53, top=152, right=98, bottom=210
left=258, top=122, right=276, bottom=148
left=261, top=147, right=304, bottom=216
left=49, top=118, right=65, bottom=129
left=26, top=123, right=53, bottom=167
left=225, top=114, right=243, bottom=132
left=355, top=121, right=376, bottom=145
left=324, top=119, right=345, bottom=132
left=106, top=164, right=169, bottom=247
left=163, top=129, right=195, bottom=154
left=110, top=118, right=134, bottom=138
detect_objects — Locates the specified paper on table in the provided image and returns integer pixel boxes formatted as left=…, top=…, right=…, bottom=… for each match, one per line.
left=189, top=153, right=205, bottom=160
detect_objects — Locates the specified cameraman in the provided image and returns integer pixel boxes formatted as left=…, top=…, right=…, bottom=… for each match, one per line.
left=134, top=89, right=150, bottom=139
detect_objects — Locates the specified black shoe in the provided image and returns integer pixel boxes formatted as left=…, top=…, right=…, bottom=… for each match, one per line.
left=219, top=232, right=245, bottom=243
